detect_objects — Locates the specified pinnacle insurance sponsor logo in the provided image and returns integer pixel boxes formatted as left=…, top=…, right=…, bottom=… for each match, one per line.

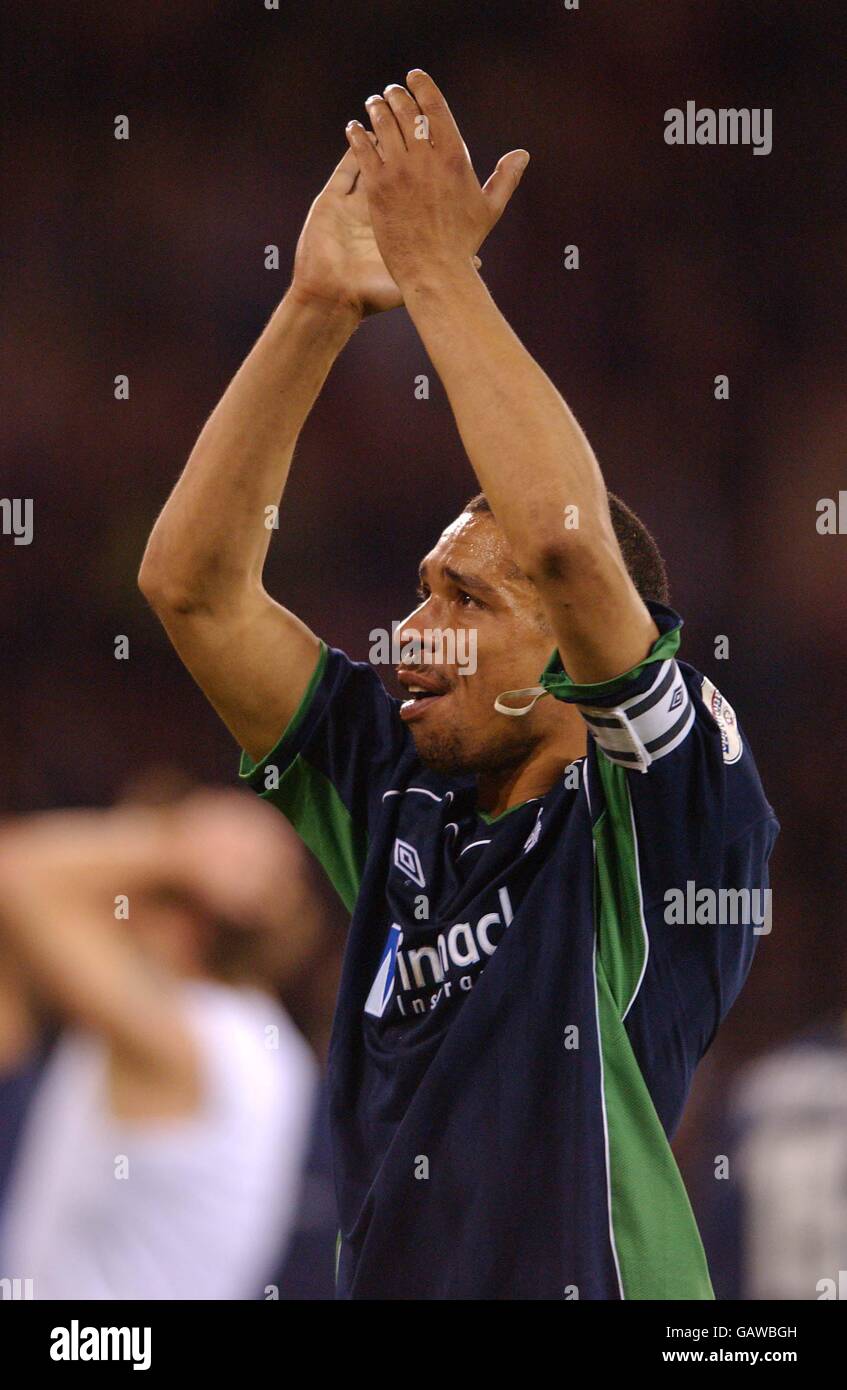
left=364, top=886, right=514, bottom=1019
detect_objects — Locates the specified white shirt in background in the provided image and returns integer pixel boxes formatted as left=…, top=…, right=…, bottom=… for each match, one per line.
left=0, top=980, right=318, bottom=1299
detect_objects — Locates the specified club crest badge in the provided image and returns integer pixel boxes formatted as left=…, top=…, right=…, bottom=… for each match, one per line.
left=700, top=677, right=742, bottom=764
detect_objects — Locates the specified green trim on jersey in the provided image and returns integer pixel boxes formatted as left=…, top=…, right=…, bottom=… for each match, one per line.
left=239, top=641, right=329, bottom=778
left=539, top=621, right=681, bottom=704
left=478, top=800, right=530, bottom=825
left=238, top=642, right=368, bottom=914
left=260, top=755, right=367, bottom=914
left=593, top=751, right=648, bottom=1014
left=592, top=749, right=713, bottom=1299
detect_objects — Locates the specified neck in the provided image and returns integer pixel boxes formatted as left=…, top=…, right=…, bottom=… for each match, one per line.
left=477, top=726, right=587, bottom=819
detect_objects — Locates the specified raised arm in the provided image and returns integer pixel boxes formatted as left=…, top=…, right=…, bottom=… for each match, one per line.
left=139, top=147, right=402, bottom=762
left=0, top=808, right=198, bottom=1097
left=346, top=73, right=658, bottom=683
left=0, top=796, right=308, bottom=1112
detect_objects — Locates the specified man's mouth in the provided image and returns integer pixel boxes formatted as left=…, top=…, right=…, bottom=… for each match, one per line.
left=399, top=689, right=449, bottom=722
left=397, top=670, right=452, bottom=722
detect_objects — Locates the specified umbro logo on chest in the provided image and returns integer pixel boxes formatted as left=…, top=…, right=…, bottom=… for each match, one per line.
left=393, top=837, right=426, bottom=888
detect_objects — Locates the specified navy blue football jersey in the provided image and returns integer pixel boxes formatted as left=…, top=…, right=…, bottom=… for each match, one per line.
left=239, top=601, right=779, bottom=1299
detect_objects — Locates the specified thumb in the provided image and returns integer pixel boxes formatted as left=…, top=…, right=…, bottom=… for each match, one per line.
left=481, top=149, right=530, bottom=222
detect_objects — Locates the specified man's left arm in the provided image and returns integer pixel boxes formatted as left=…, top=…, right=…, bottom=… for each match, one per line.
left=346, top=71, right=658, bottom=681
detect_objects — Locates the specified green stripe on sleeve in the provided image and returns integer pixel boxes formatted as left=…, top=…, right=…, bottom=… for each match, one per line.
left=539, top=622, right=681, bottom=703
left=238, top=641, right=329, bottom=781
left=238, top=642, right=367, bottom=914
left=592, top=751, right=648, bottom=1013
left=261, top=755, right=368, bottom=915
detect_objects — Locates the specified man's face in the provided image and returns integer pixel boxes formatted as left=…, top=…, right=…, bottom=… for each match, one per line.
left=393, top=511, right=563, bottom=777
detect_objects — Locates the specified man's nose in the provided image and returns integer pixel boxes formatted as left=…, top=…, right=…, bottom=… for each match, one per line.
left=397, top=594, right=438, bottom=634
left=395, top=601, right=450, bottom=668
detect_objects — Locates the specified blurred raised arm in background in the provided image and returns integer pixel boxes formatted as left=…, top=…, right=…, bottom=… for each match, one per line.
left=0, top=787, right=332, bottom=1299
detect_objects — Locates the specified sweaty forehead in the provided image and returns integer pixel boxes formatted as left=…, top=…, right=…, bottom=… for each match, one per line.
left=422, top=511, right=524, bottom=583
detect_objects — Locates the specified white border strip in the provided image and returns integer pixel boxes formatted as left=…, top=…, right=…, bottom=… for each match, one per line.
left=621, top=786, right=650, bottom=1023
left=592, top=928, right=625, bottom=1300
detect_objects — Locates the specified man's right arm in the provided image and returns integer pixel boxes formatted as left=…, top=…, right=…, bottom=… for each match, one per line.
left=139, top=142, right=405, bottom=762
left=139, top=289, right=357, bottom=763
left=141, top=290, right=356, bottom=761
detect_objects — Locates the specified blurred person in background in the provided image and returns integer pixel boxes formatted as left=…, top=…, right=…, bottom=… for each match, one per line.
left=0, top=786, right=324, bottom=1299
left=690, top=1013, right=847, bottom=1301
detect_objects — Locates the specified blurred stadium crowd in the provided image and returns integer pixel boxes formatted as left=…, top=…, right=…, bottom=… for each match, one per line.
left=2, top=0, right=846, bottom=1297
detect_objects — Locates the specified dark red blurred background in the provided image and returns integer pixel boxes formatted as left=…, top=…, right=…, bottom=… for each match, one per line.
left=2, top=0, right=846, bottom=1240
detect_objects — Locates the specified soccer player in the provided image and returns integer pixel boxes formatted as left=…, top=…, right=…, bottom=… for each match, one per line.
left=139, top=72, right=779, bottom=1299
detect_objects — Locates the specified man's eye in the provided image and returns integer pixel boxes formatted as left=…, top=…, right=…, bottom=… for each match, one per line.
left=457, top=590, right=483, bottom=609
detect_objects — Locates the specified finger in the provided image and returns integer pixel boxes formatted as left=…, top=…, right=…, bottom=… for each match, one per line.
left=383, top=83, right=429, bottom=149
left=481, top=149, right=530, bottom=224
left=405, top=70, right=465, bottom=155
left=345, top=120, right=383, bottom=183
left=364, top=93, right=406, bottom=157
left=325, top=145, right=363, bottom=195
left=348, top=130, right=382, bottom=192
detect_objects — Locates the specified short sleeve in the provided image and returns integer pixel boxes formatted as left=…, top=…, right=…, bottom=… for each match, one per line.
left=238, top=643, right=411, bottom=912
left=539, top=602, right=779, bottom=1099
left=538, top=600, right=778, bottom=896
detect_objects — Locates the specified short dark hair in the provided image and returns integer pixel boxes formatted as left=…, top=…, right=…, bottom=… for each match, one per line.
left=463, top=490, right=669, bottom=605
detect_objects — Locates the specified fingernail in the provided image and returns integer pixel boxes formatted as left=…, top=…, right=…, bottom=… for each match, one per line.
left=516, top=151, right=530, bottom=171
